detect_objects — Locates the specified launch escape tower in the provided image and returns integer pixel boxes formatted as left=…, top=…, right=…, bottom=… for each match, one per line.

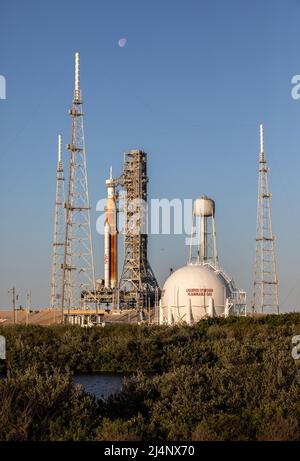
left=61, top=52, right=96, bottom=311
left=253, top=124, right=279, bottom=314
left=50, top=135, right=65, bottom=309
left=118, top=150, right=159, bottom=310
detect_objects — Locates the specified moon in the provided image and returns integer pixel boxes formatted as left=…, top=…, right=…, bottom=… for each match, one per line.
left=118, top=38, right=127, bottom=48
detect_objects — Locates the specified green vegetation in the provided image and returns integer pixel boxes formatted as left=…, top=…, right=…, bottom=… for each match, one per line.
left=1, top=314, right=300, bottom=440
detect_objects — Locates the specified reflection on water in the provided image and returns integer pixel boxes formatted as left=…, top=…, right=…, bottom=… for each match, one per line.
left=73, top=374, right=125, bottom=399
left=0, top=372, right=127, bottom=400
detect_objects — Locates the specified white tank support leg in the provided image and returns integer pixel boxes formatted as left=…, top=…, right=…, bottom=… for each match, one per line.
left=168, top=304, right=173, bottom=325
left=208, top=298, right=215, bottom=318
left=159, top=300, right=164, bottom=325
left=224, top=298, right=230, bottom=318
left=187, top=298, right=192, bottom=325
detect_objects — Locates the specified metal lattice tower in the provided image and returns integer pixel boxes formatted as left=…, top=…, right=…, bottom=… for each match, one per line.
left=61, top=52, right=95, bottom=311
left=253, top=124, right=279, bottom=314
left=50, top=134, right=65, bottom=309
left=119, top=150, right=159, bottom=309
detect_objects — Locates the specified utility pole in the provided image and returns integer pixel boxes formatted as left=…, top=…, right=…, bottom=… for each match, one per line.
left=253, top=124, right=279, bottom=314
left=26, top=290, right=31, bottom=326
left=8, top=287, right=16, bottom=324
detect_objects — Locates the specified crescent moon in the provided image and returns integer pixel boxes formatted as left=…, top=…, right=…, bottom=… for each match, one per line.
left=118, top=38, right=127, bottom=48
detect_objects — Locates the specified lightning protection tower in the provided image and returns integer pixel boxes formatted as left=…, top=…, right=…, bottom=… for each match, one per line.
left=50, top=135, right=65, bottom=308
left=253, top=124, right=279, bottom=314
left=61, top=52, right=95, bottom=311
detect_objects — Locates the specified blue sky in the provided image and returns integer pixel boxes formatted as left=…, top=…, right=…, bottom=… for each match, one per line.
left=0, top=0, right=300, bottom=311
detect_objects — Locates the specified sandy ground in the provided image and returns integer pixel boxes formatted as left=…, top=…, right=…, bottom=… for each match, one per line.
left=0, top=309, right=143, bottom=326
left=0, top=310, right=61, bottom=325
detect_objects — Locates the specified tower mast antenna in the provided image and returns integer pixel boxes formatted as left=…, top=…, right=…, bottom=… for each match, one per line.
left=253, top=123, right=279, bottom=314
left=50, top=134, right=65, bottom=309
left=75, top=51, right=80, bottom=101
left=61, top=52, right=96, bottom=316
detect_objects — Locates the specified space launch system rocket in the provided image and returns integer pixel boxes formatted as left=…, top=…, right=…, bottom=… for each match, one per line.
left=104, top=167, right=118, bottom=289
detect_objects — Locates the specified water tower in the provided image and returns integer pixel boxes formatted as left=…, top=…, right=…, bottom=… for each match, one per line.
left=159, top=195, right=246, bottom=325
left=189, top=195, right=219, bottom=267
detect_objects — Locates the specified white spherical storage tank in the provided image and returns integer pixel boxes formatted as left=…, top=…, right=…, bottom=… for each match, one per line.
left=160, top=263, right=232, bottom=324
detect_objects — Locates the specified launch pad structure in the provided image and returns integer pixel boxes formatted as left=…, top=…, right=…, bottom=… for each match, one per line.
left=50, top=52, right=278, bottom=326
left=50, top=53, right=160, bottom=324
left=119, top=150, right=160, bottom=308
left=88, top=149, right=160, bottom=312
left=63, top=141, right=160, bottom=314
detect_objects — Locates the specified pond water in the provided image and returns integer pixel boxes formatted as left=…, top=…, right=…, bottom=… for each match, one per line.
left=73, top=374, right=126, bottom=399
left=0, top=372, right=128, bottom=400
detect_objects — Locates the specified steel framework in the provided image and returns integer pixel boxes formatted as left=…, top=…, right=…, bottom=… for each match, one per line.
left=50, top=134, right=65, bottom=308
left=119, top=150, right=159, bottom=309
left=61, top=52, right=95, bottom=311
left=253, top=124, right=279, bottom=314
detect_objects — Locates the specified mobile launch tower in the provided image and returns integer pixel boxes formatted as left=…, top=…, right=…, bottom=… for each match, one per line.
left=97, top=149, right=159, bottom=311
left=119, top=150, right=159, bottom=309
